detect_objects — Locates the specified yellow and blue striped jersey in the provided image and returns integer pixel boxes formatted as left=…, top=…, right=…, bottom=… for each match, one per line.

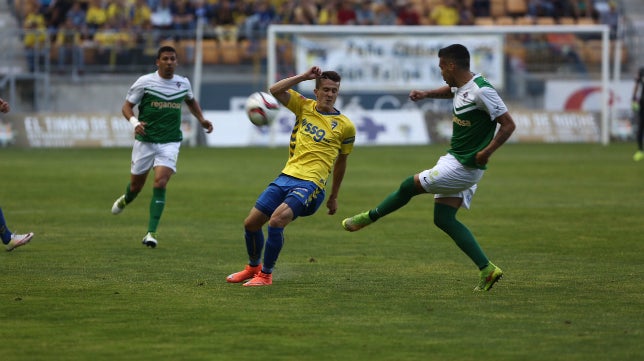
left=281, top=89, right=356, bottom=188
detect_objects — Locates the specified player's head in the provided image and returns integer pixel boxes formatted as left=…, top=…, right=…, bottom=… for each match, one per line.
left=156, top=46, right=178, bottom=79
left=315, top=71, right=341, bottom=89
left=314, top=71, right=341, bottom=113
left=438, top=44, right=470, bottom=87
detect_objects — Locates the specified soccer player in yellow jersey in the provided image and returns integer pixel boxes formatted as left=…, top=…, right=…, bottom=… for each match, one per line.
left=227, top=66, right=356, bottom=286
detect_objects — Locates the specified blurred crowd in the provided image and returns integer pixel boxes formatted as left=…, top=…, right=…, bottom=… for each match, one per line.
left=11, top=0, right=619, bottom=74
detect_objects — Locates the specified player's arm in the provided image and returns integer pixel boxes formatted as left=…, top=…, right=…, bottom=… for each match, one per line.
left=185, top=97, right=213, bottom=133
left=326, top=153, right=348, bottom=215
left=122, top=100, right=145, bottom=135
left=475, top=112, right=516, bottom=166
left=409, top=85, right=454, bottom=101
left=269, top=66, right=322, bottom=106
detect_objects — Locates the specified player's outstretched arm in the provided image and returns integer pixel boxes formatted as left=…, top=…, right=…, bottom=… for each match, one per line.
left=270, top=66, right=323, bottom=105
left=409, top=85, right=453, bottom=101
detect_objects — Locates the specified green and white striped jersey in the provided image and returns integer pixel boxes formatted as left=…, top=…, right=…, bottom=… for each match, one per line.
left=449, top=74, right=508, bottom=170
left=125, top=71, right=193, bottom=143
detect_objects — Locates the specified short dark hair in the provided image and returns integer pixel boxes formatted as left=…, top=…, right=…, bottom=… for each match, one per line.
left=316, top=71, right=341, bottom=88
left=157, top=46, right=177, bottom=59
left=438, top=44, right=470, bottom=70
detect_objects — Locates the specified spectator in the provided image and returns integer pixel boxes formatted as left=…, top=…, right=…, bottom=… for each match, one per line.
left=396, top=0, right=421, bottom=25
left=459, top=0, right=476, bottom=25
left=599, top=1, right=619, bottom=39
left=373, top=1, right=397, bottom=25
left=428, top=0, right=460, bottom=26
left=240, top=0, right=276, bottom=41
left=94, top=17, right=135, bottom=69
left=355, top=0, right=376, bottom=25
left=22, top=2, right=48, bottom=72
left=85, top=0, right=108, bottom=36
left=107, top=0, right=132, bottom=26
left=150, top=0, right=173, bottom=31
left=471, top=0, right=490, bottom=17
left=318, top=1, right=338, bottom=25
left=131, top=0, right=153, bottom=28
left=292, top=0, right=318, bottom=25
left=55, top=16, right=84, bottom=76
left=45, top=0, right=73, bottom=31
left=571, top=0, right=595, bottom=19
left=336, top=1, right=357, bottom=25
left=66, top=1, right=87, bottom=28
left=528, top=0, right=555, bottom=17
left=210, top=1, right=240, bottom=41
left=171, top=0, right=196, bottom=38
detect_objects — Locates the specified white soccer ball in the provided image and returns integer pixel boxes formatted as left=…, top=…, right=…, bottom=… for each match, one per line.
left=245, top=91, right=280, bottom=126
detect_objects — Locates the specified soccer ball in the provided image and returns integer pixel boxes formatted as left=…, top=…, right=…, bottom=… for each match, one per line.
left=245, top=91, right=280, bottom=126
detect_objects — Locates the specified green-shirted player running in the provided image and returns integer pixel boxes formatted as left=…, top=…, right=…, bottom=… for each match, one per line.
left=342, top=44, right=517, bottom=292
left=111, top=45, right=213, bottom=248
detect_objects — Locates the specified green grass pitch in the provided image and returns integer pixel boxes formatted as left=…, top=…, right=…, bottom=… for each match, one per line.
left=1, top=143, right=642, bottom=361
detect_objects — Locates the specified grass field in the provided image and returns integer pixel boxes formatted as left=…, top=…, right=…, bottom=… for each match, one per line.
left=1, top=143, right=642, bottom=361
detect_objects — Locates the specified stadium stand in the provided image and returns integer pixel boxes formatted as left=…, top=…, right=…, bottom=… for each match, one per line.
left=0, top=0, right=637, bottom=75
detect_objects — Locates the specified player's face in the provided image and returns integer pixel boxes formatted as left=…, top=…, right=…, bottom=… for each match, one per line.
left=439, top=57, right=456, bottom=87
left=156, top=51, right=178, bottom=79
left=314, top=78, right=340, bottom=113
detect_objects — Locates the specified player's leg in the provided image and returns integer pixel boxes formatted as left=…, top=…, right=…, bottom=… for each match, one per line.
left=228, top=180, right=283, bottom=283
left=0, top=207, right=11, bottom=244
left=342, top=174, right=424, bottom=232
left=0, top=207, right=34, bottom=251
left=226, top=207, right=269, bottom=283
left=244, top=178, right=319, bottom=286
left=112, top=140, right=152, bottom=214
left=142, top=142, right=180, bottom=248
left=433, top=197, right=502, bottom=291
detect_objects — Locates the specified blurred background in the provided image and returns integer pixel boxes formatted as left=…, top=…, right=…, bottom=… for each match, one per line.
left=0, top=0, right=642, bottom=147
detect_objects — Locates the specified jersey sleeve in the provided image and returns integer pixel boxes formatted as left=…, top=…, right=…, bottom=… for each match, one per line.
left=125, top=76, right=146, bottom=105
left=286, top=89, right=304, bottom=116
left=182, top=76, right=194, bottom=101
left=477, top=86, right=508, bottom=121
left=340, top=119, right=356, bottom=155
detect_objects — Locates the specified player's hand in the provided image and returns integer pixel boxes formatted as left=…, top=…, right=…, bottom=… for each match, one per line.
left=632, top=101, right=640, bottom=112
left=201, top=120, right=213, bottom=133
left=326, top=198, right=338, bottom=215
left=306, top=66, right=322, bottom=80
left=475, top=150, right=490, bottom=167
left=409, top=90, right=425, bottom=102
left=134, top=122, right=146, bottom=135
left=0, top=99, right=10, bottom=113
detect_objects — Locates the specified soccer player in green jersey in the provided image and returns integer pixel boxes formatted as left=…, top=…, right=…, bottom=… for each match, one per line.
left=111, top=46, right=213, bottom=248
left=226, top=66, right=357, bottom=286
left=342, top=44, right=516, bottom=291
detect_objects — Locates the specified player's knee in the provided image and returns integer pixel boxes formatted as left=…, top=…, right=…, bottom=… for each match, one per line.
left=399, top=175, right=421, bottom=196
left=434, top=207, right=455, bottom=232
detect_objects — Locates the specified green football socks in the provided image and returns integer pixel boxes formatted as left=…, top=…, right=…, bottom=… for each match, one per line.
left=148, top=187, right=166, bottom=233
left=124, top=182, right=140, bottom=204
left=369, top=176, right=420, bottom=221
left=433, top=202, right=489, bottom=269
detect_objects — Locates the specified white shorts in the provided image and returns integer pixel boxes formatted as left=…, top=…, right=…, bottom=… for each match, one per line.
left=418, top=153, right=484, bottom=209
left=130, top=140, right=181, bottom=175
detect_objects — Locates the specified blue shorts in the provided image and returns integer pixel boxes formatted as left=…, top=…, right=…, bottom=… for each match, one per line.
left=255, top=174, right=325, bottom=220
